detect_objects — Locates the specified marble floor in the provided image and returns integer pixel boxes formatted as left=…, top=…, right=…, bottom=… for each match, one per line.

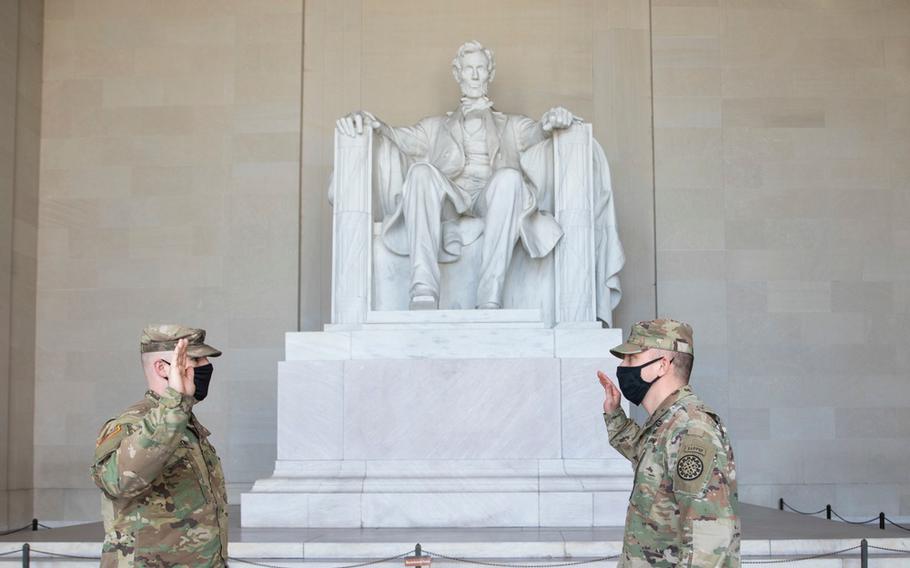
left=1, top=503, right=909, bottom=566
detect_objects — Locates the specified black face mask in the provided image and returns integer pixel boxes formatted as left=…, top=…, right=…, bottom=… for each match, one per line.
left=192, top=364, right=214, bottom=402
left=616, top=357, right=664, bottom=406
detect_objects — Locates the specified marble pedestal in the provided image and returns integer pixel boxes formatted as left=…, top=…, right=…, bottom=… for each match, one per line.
left=242, top=310, right=632, bottom=528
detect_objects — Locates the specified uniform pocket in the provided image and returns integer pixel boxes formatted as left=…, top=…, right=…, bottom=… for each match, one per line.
left=141, top=446, right=207, bottom=516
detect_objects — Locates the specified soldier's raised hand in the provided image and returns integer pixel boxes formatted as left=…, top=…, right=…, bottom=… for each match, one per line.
left=167, top=338, right=195, bottom=398
left=597, top=370, right=622, bottom=414
left=336, top=111, right=381, bottom=137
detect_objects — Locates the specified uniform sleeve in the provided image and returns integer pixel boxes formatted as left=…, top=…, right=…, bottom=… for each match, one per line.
left=668, top=421, right=739, bottom=567
left=90, top=387, right=193, bottom=500
left=604, top=407, right=641, bottom=464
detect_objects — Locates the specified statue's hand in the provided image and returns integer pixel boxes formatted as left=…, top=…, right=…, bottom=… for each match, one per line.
left=541, top=107, right=580, bottom=132
left=336, top=111, right=382, bottom=137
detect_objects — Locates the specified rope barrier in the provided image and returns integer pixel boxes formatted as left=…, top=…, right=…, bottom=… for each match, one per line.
left=25, top=547, right=102, bottom=560
left=831, top=510, right=880, bottom=526
left=229, top=551, right=415, bottom=568
left=885, top=517, right=910, bottom=532
left=780, top=499, right=910, bottom=531
left=742, top=545, right=862, bottom=565
left=423, top=550, right=620, bottom=568
left=780, top=503, right=827, bottom=516
left=0, top=534, right=907, bottom=566
left=0, top=525, right=33, bottom=537
left=868, top=544, right=910, bottom=555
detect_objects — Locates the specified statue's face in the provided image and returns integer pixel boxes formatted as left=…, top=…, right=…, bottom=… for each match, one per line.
left=457, top=51, right=491, bottom=98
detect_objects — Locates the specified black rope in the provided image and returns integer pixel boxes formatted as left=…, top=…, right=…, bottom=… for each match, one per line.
left=423, top=549, right=620, bottom=568
left=780, top=502, right=827, bottom=516
left=0, top=549, right=22, bottom=557
left=779, top=499, right=910, bottom=529
left=830, top=510, right=880, bottom=525
left=885, top=516, right=910, bottom=532
left=27, top=547, right=102, bottom=560
left=741, top=545, right=861, bottom=565
left=229, top=551, right=413, bottom=568
left=868, top=544, right=910, bottom=555
left=228, top=559, right=300, bottom=568
left=0, top=524, right=33, bottom=537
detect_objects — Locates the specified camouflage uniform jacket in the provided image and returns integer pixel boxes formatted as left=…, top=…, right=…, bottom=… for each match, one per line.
left=90, top=387, right=229, bottom=567
left=605, top=386, right=740, bottom=567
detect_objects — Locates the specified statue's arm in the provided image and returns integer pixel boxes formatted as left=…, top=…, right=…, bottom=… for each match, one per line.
left=385, top=121, right=430, bottom=159
left=517, top=108, right=581, bottom=150
left=336, top=112, right=429, bottom=159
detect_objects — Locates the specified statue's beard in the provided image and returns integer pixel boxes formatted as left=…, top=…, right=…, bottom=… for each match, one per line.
left=460, top=81, right=489, bottom=100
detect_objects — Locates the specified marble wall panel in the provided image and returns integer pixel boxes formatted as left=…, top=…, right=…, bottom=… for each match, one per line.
left=653, top=0, right=910, bottom=517
left=32, top=0, right=301, bottom=520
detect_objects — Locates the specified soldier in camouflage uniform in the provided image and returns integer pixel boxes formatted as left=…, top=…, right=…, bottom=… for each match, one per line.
left=90, top=325, right=229, bottom=567
left=597, top=319, right=740, bottom=567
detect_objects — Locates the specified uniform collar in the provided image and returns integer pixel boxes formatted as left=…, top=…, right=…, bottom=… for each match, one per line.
left=643, top=385, right=695, bottom=430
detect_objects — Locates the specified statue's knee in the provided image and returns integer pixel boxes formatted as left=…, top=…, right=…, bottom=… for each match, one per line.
left=404, top=163, right=444, bottom=202
left=407, top=162, right=439, bottom=184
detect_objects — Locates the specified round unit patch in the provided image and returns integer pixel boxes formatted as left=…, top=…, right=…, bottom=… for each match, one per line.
left=676, top=454, right=704, bottom=481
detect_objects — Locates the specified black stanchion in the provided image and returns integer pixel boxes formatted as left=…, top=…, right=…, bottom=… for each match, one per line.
left=21, top=543, right=29, bottom=568
left=778, top=498, right=784, bottom=511
left=879, top=512, right=885, bottom=530
left=860, top=539, right=868, bottom=568
left=826, top=504, right=832, bottom=520
left=30, top=519, right=37, bottom=532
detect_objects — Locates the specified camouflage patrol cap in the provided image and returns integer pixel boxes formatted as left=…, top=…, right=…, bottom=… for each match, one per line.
left=610, top=318, right=694, bottom=358
left=140, top=324, right=222, bottom=358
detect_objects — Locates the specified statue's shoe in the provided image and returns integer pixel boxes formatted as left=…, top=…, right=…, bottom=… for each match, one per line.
left=409, top=285, right=439, bottom=310
left=409, top=294, right=438, bottom=310
left=477, top=301, right=502, bottom=309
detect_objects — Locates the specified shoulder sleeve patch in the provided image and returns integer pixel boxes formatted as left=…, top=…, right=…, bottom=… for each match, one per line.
left=94, top=421, right=132, bottom=463
left=673, top=433, right=716, bottom=495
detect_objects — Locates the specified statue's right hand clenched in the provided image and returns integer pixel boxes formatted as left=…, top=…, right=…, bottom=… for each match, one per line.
left=337, top=111, right=381, bottom=137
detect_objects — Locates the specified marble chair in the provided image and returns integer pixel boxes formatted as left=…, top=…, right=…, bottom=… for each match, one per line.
left=330, top=122, right=603, bottom=328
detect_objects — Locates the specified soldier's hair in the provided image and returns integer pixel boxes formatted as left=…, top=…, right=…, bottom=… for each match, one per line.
left=451, top=40, right=496, bottom=84
left=672, top=352, right=694, bottom=382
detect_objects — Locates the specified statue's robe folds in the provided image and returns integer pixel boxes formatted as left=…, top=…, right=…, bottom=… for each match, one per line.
left=330, top=107, right=625, bottom=325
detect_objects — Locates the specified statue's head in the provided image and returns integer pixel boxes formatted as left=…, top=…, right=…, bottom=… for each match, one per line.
left=452, top=41, right=495, bottom=99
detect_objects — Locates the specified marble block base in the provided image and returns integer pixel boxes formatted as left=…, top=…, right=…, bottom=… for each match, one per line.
left=243, top=322, right=632, bottom=527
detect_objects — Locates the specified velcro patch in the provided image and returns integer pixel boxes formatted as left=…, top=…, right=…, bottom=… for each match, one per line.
left=673, top=435, right=716, bottom=495
left=94, top=422, right=131, bottom=463
left=97, top=424, right=122, bottom=447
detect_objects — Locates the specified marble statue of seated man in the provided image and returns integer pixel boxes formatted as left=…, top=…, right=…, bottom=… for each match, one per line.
left=336, top=41, right=579, bottom=310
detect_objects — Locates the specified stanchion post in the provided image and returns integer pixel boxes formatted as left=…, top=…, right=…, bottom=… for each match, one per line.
left=879, top=512, right=885, bottom=530
left=21, top=543, right=29, bottom=568
left=826, top=504, right=832, bottom=520
left=860, top=538, right=868, bottom=568
left=778, top=498, right=784, bottom=511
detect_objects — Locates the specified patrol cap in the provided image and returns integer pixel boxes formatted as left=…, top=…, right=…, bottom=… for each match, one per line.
left=610, top=318, right=694, bottom=358
left=140, top=324, right=222, bottom=358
